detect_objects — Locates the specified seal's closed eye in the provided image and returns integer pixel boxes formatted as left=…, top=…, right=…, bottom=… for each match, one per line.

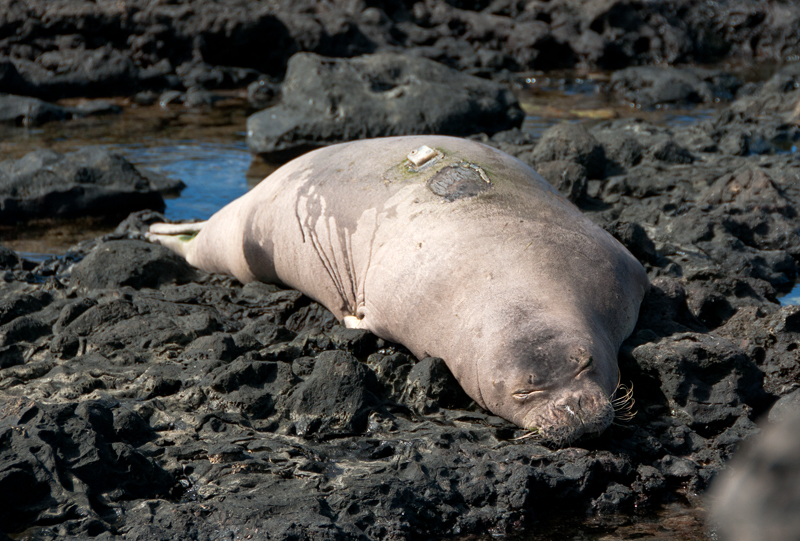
left=512, top=389, right=545, bottom=402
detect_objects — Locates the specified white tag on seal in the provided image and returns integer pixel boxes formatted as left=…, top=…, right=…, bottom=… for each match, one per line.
left=407, top=145, right=437, bottom=167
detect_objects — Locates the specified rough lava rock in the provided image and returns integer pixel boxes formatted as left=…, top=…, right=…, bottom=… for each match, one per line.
left=0, top=397, right=174, bottom=535
left=0, top=93, right=69, bottom=126
left=0, top=148, right=170, bottom=224
left=70, top=240, right=198, bottom=292
left=717, top=305, right=800, bottom=397
left=2, top=41, right=800, bottom=541
left=609, top=66, right=743, bottom=108
left=531, top=122, right=606, bottom=180
left=1, top=0, right=799, bottom=99
left=287, top=350, right=381, bottom=436
left=533, top=160, right=588, bottom=203
left=246, top=52, right=524, bottom=158
left=0, top=93, right=123, bottom=127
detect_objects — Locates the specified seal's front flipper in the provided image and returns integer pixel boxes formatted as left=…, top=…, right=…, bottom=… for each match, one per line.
left=146, top=221, right=207, bottom=260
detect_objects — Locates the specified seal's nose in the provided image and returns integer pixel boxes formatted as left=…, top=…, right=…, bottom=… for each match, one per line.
left=520, top=381, right=614, bottom=446
left=554, top=395, right=583, bottom=423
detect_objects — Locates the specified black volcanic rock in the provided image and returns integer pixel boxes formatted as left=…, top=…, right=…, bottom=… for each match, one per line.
left=0, top=148, right=166, bottom=224
left=0, top=93, right=69, bottom=126
left=609, top=66, right=743, bottom=108
left=532, top=122, right=606, bottom=180
left=246, top=52, right=524, bottom=157
left=69, top=240, right=198, bottom=291
left=0, top=0, right=798, bottom=102
left=0, top=397, right=173, bottom=535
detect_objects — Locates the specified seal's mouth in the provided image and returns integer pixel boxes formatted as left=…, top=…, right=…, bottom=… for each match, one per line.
left=519, top=386, right=615, bottom=447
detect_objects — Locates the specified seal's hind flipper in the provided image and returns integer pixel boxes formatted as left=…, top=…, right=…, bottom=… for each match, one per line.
left=146, top=221, right=207, bottom=260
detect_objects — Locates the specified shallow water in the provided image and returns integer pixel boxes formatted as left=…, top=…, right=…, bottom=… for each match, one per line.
left=0, top=97, right=257, bottom=251
left=108, top=141, right=253, bottom=221
left=780, top=283, right=800, bottom=306
left=459, top=501, right=712, bottom=541
left=527, top=503, right=711, bottom=541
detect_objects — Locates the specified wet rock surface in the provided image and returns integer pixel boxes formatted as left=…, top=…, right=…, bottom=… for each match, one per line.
left=608, top=66, right=745, bottom=108
left=0, top=94, right=69, bottom=127
left=0, top=94, right=121, bottom=127
left=0, top=148, right=180, bottom=225
left=1, top=63, right=800, bottom=540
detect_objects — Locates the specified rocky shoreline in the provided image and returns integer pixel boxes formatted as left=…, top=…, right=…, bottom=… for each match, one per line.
left=2, top=0, right=800, bottom=101
left=3, top=0, right=800, bottom=130
left=2, top=1, right=800, bottom=540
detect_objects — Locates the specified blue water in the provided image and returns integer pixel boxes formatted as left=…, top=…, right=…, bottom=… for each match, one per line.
left=107, top=141, right=253, bottom=222
left=780, top=284, right=800, bottom=306
left=661, top=109, right=716, bottom=126
left=523, top=115, right=560, bottom=139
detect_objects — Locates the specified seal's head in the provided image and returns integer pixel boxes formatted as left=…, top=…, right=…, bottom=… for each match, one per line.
left=476, top=323, right=620, bottom=447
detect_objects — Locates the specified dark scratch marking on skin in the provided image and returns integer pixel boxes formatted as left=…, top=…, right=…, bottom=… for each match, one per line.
left=295, top=205, right=307, bottom=243
left=344, top=231, right=357, bottom=314
left=296, top=188, right=351, bottom=315
left=358, top=211, right=380, bottom=321
left=323, top=213, right=353, bottom=315
left=294, top=182, right=388, bottom=320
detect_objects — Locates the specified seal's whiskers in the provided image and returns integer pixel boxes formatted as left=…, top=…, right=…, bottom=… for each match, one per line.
left=512, top=428, right=540, bottom=442
left=611, top=382, right=636, bottom=422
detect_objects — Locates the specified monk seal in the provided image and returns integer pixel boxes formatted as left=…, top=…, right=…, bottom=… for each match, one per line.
left=148, top=135, right=649, bottom=445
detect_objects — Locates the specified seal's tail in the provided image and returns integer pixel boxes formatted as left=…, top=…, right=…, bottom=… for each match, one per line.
left=146, top=221, right=207, bottom=260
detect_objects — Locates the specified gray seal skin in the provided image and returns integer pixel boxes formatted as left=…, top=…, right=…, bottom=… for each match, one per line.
left=148, top=135, right=649, bottom=445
